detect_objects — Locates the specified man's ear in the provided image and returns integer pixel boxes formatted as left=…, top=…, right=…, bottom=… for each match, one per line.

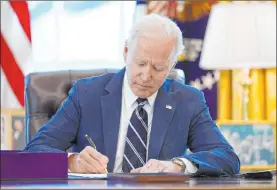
left=123, top=41, right=128, bottom=63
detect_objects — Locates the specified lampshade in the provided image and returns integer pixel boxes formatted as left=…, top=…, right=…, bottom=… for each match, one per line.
left=199, top=2, right=276, bottom=70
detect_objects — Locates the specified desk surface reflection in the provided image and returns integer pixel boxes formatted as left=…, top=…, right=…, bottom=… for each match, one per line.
left=1, top=176, right=276, bottom=189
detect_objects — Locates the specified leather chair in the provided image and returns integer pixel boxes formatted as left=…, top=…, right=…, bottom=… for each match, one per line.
left=24, top=68, right=185, bottom=144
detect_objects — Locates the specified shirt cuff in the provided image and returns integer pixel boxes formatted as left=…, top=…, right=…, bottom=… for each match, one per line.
left=68, top=152, right=78, bottom=173
left=68, top=152, right=78, bottom=158
left=179, top=158, right=198, bottom=175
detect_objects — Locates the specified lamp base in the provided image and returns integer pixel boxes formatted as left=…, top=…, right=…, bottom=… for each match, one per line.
left=239, top=68, right=252, bottom=121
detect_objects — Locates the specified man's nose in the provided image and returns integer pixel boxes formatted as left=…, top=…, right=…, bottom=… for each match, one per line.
left=141, top=65, right=152, bottom=82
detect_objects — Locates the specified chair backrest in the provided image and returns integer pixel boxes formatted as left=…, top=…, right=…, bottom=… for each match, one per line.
left=24, top=68, right=185, bottom=143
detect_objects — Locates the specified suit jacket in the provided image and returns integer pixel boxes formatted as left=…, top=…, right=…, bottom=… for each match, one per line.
left=24, top=68, right=240, bottom=176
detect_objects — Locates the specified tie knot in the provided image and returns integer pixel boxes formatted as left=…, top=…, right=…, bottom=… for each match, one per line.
left=136, top=98, right=148, bottom=105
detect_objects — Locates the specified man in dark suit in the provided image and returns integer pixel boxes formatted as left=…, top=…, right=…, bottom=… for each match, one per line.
left=12, top=118, right=25, bottom=150
left=24, top=14, right=240, bottom=175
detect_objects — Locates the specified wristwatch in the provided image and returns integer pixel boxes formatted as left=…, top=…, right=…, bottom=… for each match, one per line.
left=171, top=157, right=186, bottom=173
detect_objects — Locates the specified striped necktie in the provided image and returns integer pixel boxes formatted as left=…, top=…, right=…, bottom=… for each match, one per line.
left=122, top=98, right=148, bottom=172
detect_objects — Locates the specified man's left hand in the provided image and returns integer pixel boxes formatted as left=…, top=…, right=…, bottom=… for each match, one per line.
left=130, top=159, right=182, bottom=173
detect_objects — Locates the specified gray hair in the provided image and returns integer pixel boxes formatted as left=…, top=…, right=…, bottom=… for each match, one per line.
left=126, top=13, right=184, bottom=63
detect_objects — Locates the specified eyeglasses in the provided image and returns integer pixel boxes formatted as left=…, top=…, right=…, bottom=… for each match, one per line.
left=133, top=57, right=173, bottom=72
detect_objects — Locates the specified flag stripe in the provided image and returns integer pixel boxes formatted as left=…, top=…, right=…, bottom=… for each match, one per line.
left=1, top=1, right=32, bottom=75
left=145, top=1, right=178, bottom=18
left=9, top=1, right=31, bottom=42
left=148, top=1, right=167, bottom=14
left=1, top=35, right=25, bottom=106
left=0, top=1, right=31, bottom=107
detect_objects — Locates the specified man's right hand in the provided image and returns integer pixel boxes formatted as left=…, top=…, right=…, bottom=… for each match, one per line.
left=68, top=146, right=109, bottom=174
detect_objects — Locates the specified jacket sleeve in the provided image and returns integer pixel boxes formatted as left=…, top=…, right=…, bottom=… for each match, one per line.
left=24, top=81, right=81, bottom=153
left=182, top=90, right=240, bottom=177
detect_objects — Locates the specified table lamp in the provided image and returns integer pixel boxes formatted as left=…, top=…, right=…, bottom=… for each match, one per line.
left=199, top=1, right=276, bottom=120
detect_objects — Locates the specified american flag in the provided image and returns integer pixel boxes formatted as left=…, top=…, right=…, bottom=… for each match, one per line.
left=147, top=1, right=178, bottom=18
left=135, top=1, right=179, bottom=20
left=1, top=1, right=32, bottom=108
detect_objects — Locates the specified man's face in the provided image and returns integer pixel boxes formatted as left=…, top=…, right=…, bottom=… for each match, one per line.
left=124, top=36, right=176, bottom=98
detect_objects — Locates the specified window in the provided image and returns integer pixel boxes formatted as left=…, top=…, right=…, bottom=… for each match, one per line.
left=28, top=1, right=136, bottom=72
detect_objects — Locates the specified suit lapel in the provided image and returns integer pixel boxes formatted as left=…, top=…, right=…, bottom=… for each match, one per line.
left=101, top=69, right=125, bottom=171
left=148, top=83, right=177, bottom=160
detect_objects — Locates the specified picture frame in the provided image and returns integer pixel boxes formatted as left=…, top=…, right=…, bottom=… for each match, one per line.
left=1, top=112, right=9, bottom=150
left=217, top=120, right=276, bottom=171
left=1, top=108, right=25, bottom=150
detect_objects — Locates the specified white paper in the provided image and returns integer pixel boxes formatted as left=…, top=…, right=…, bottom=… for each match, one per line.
left=68, top=173, right=107, bottom=179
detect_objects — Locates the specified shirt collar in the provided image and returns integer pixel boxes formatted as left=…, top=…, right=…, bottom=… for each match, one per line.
left=123, top=73, right=158, bottom=109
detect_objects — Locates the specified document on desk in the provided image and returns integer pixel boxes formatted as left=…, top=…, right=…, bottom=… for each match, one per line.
left=68, top=173, right=107, bottom=180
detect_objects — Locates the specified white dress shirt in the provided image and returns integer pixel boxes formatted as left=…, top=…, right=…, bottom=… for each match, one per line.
left=112, top=73, right=198, bottom=174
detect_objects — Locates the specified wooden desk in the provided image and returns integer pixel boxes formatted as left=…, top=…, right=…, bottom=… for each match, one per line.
left=1, top=176, right=276, bottom=189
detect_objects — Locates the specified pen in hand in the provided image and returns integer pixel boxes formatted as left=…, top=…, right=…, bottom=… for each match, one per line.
left=85, top=134, right=108, bottom=173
